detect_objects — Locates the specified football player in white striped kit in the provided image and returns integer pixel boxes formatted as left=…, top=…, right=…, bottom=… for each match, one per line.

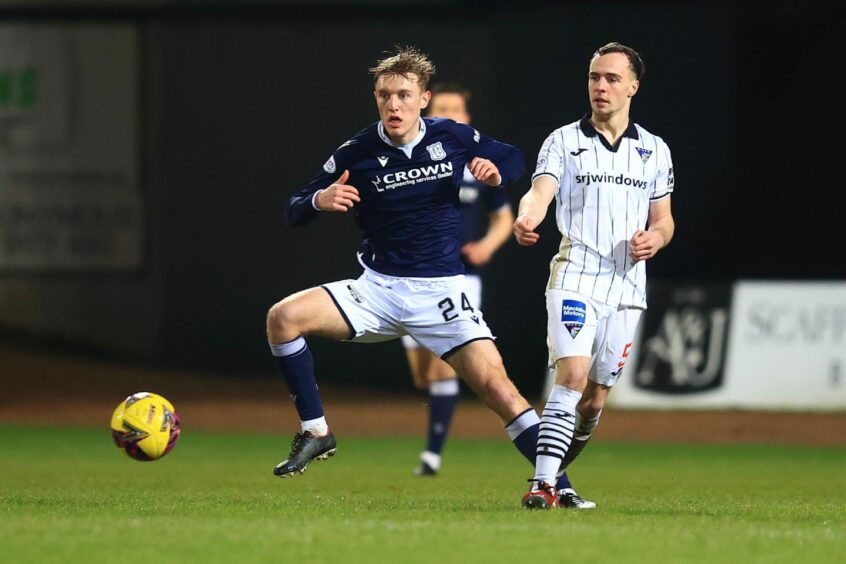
left=514, top=43, right=675, bottom=509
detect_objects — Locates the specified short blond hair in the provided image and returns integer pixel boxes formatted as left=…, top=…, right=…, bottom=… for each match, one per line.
left=369, top=45, right=437, bottom=90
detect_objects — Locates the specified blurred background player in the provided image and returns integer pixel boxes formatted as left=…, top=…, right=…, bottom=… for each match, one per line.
left=514, top=42, right=675, bottom=509
left=403, top=82, right=514, bottom=477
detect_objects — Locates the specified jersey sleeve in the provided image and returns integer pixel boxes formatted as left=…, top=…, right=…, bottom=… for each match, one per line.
left=452, top=122, right=525, bottom=186
left=532, top=130, right=564, bottom=183
left=285, top=149, right=348, bottom=226
left=482, top=183, right=512, bottom=212
left=650, top=138, right=674, bottom=201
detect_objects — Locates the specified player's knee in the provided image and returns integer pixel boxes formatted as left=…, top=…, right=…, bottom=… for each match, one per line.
left=266, top=300, right=301, bottom=339
left=557, top=361, right=590, bottom=388
left=578, top=394, right=605, bottom=419
left=479, top=361, right=519, bottom=406
left=479, top=353, right=506, bottom=381
left=481, top=379, right=515, bottom=410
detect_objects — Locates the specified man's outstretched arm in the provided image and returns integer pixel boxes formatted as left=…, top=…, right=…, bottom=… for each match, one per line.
left=513, top=175, right=557, bottom=246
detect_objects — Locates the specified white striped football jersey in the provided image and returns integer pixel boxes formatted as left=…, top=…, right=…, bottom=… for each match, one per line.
left=533, top=115, right=673, bottom=309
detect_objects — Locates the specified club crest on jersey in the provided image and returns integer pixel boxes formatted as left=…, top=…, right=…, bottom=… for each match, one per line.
left=635, top=147, right=653, bottom=164
left=323, top=155, right=336, bottom=174
left=473, top=129, right=480, bottom=142
left=561, top=299, right=587, bottom=339
left=426, top=142, right=447, bottom=161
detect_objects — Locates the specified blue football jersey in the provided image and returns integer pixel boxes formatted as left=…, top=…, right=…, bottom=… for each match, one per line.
left=286, top=117, right=524, bottom=277
left=456, top=169, right=512, bottom=275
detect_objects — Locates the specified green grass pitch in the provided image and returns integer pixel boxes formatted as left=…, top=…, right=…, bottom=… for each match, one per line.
left=1, top=425, right=844, bottom=563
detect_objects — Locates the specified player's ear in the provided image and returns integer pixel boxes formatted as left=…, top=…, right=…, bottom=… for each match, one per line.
left=628, top=80, right=639, bottom=98
left=421, top=89, right=431, bottom=109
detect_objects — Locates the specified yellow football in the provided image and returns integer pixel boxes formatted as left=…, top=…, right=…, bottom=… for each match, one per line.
left=110, top=392, right=181, bottom=461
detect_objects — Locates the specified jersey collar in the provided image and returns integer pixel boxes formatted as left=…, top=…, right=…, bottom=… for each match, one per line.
left=579, top=113, right=638, bottom=152
left=377, top=117, right=426, bottom=158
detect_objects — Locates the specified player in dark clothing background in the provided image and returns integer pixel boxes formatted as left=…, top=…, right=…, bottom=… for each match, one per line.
left=400, top=82, right=514, bottom=478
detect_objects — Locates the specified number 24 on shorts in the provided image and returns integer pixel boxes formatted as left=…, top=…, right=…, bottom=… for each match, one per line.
left=438, top=292, right=477, bottom=323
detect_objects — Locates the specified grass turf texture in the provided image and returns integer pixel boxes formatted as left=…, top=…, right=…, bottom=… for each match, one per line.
left=1, top=425, right=844, bottom=563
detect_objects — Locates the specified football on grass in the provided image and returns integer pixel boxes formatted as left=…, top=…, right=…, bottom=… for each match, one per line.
left=110, top=392, right=181, bottom=461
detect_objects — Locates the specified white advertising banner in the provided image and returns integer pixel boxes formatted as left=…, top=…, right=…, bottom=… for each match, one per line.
left=611, top=282, right=846, bottom=411
left=722, top=282, right=845, bottom=409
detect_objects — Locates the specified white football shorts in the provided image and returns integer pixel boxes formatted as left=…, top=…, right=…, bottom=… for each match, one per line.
left=546, top=288, right=643, bottom=387
left=401, top=274, right=482, bottom=350
left=322, top=267, right=493, bottom=359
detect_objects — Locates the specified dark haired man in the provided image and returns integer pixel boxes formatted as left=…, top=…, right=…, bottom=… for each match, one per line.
left=516, top=43, right=675, bottom=509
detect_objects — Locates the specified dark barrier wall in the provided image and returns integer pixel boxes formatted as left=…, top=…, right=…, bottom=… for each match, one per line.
left=155, top=4, right=736, bottom=392
left=156, top=17, right=495, bottom=383
left=1, top=2, right=840, bottom=396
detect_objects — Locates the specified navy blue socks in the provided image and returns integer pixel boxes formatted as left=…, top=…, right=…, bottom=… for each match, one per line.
left=426, top=378, right=460, bottom=455
left=269, top=337, right=325, bottom=429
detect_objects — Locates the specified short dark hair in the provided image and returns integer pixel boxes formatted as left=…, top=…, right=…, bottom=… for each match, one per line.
left=430, top=81, right=472, bottom=102
left=593, top=42, right=645, bottom=80
left=369, top=45, right=437, bottom=90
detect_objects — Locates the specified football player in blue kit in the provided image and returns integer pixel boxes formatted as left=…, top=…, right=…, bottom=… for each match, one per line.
left=266, top=46, right=592, bottom=507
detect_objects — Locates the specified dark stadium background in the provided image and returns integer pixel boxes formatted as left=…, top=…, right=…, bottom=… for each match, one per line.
left=0, top=1, right=840, bottom=398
